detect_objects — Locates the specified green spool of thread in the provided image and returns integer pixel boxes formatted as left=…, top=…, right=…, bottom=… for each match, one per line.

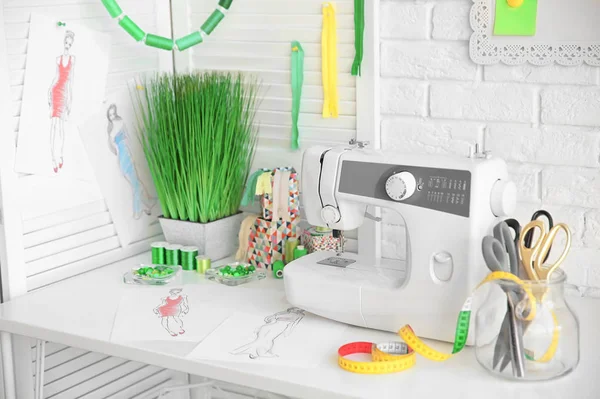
left=145, top=34, right=174, bottom=50
left=293, top=245, right=308, bottom=260
left=175, top=31, right=203, bottom=51
left=180, top=246, right=199, bottom=271
left=285, top=238, right=299, bottom=264
left=196, top=256, right=211, bottom=274
left=218, top=0, right=234, bottom=10
left=151, top=241, right=168, bottom=265
left=165, top=244, right=182, bottom=266
left=101, top=0, right=123, bottom=18
left=201, top=9, right=225, bottom=35
left=119, top=16, right=145, bottom=41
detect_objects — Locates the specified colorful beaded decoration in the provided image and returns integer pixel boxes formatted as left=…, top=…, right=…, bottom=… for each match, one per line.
left=101, top=0, right=233, bottom=51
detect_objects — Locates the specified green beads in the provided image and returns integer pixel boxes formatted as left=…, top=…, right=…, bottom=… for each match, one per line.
left=145, top=34, right=174, bottom=50
left=218, top=264, right=256, bottom=278
left=102, top=0, right=122, bottom=18
left=201, top=9, right=225, bottom=35
left=134, top=265, right=176, bottom=279
left=119, top=16, right=145, bottom=41
left=176, top=31, right=203, bottom=51
left=218, top=0, right=234, bottom=10
left=103, top=0, right=232, bottom=52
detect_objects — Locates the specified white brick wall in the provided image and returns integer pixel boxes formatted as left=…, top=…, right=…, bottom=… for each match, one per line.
left=379, top=0, right=600, bottom=287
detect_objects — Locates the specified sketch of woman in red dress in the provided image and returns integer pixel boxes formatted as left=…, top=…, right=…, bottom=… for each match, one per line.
left=48, top=30, right=76, bottom=173
left=153, top=288, right=189, bottom=337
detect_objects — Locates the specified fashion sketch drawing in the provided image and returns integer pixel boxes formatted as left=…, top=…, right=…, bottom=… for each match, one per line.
left=153, top=288, right=189, bottom=337
left=106, top=104, right=156, bottom=219
left=48, top=30, right=75, bottom=174
left=231, top=307, right=305, bottom=359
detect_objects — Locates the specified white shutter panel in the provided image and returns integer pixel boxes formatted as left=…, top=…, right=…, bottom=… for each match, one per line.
left=3, top=1, right=186, bottom=397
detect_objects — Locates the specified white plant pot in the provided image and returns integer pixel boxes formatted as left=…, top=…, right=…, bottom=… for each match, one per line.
left=158, top=212, right=245, bottom=261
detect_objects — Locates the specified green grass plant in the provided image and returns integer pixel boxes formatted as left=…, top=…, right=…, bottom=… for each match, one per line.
left=134, top=72, right=259, bottom=223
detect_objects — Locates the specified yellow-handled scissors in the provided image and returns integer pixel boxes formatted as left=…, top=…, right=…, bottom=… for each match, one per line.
left=519, top=220, right=571, bottom=281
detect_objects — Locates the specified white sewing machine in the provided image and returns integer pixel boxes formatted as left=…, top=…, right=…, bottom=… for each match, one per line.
left=284, top=142, right=517, bottom=343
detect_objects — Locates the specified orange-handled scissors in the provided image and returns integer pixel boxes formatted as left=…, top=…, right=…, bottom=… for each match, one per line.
left=519, top=220, right=571, bottom=281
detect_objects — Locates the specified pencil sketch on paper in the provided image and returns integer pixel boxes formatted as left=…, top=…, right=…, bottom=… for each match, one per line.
left=106, top=103, right=156, bottom=219
left=48, top=30, right=76, bottom=174
left=230, top=307, right=305, bottom=359
left=153, top=288, right=189, bottom=337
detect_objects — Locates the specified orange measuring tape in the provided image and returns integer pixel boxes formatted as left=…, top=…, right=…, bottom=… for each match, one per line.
left=337, top=271, right=559, bottom=374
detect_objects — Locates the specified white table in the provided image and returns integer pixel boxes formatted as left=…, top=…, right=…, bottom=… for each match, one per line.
left=0, top=252, right=598, bottom=399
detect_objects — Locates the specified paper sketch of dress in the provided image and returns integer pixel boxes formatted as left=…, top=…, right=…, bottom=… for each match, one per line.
left=231, top=307, right=305, bottom=359
left=153, top=288, right=189, bottom=337
left=106, top=104, right=156, bottom=219
left=48, top=30, right=75, bottom=174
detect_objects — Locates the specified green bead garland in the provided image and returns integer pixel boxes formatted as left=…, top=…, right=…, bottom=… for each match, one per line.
left=101, top=0, right=233, bottom=51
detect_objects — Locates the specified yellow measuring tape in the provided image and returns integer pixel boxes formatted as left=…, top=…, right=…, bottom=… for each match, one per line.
left=338, top=271, right=560, bottom=374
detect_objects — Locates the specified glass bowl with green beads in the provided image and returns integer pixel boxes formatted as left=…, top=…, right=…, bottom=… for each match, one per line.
left=205, top=262, right=266, bottom=286
left=129, top=264, right=182, bottom=285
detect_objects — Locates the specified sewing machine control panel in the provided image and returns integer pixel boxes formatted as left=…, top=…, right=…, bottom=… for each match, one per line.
left=338, top=161, right=472, bottom=217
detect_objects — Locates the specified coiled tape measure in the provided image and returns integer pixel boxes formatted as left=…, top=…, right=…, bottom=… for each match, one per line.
left=337, top=271, right=560, bottom=374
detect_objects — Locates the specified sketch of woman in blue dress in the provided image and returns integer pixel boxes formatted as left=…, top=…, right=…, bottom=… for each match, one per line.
left=106, top=104, right=156, bottom=219
left=230, top=307, right=305, bottom=359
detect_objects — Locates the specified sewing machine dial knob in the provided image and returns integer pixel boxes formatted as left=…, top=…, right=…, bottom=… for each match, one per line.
left=385, top=172, right=417, bottom=201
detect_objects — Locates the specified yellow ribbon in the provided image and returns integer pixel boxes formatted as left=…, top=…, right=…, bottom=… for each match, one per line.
left=322, top=2, right=339, bottom=119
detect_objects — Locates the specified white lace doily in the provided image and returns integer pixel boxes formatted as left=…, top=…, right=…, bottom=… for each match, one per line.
left=469, top=0, right=600, bottom=66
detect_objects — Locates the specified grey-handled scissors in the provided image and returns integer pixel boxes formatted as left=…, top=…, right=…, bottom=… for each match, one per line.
left=482, top=221, right=525, bottom=377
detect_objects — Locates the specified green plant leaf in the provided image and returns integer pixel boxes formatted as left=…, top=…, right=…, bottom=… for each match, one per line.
left=133, top=72, right=260, bottom=223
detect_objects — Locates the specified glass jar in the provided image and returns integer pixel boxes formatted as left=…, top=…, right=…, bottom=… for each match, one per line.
left=475, top=269, right=579, bottom=381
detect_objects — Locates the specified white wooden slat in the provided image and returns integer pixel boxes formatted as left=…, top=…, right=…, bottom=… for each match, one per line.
left=26, top=236, right=121, bottom=277
left=191, top=13, right=355, bottom=29
left=193, top=41, right=355, bottom=59
left=24, top=224, right=116, bottom=263
left=257, top=125, right=354, bottom=148
left=259, top=83, right=355, bottom=101
left=48, top=360, right=145, bottom=399
left=23, top=211, right=112, bottom=248
left=190, top=1, right=355, bottom=15
left=190, top=55, right=354, bottom=74
left=209, top=28, right=355, bottom=44
left=3, top=1, right=155, bottom=23
left=77, top=365, right=164, bottom=399
left=200, top=68, right=356, bottom=88
left=127, top=377, right=180, bottom=399
left=44, top=356, right=128, bottom=398
left=256, top=110, right=356, bottom=130
left=43, top=352, right=108, bottom=385
left=30, top=342, right=67, bottom=361
left=33, top=348, right=88, bottom=376
left=21, top=200, right=106, bottom=233
left=260, top=97, right=356, bottom=116
left=4, top=13, right=157, bottom=39
left=27, top=233, right=163, bottom=290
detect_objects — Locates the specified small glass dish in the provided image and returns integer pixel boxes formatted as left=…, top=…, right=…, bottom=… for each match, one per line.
left=123, top=264, right=182, bottom=285
left=205, top=262, right=266, bottom=286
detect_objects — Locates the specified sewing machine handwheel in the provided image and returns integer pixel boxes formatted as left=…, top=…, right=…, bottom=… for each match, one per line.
left=385, top=171, right=416, bottom=201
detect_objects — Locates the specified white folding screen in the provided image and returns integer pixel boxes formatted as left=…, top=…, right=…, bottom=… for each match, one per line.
left=0, top=1, right=187, bottom=398
left=172, top=0, right=359, bottom=171
left=3, top=0, right=168, bottom=293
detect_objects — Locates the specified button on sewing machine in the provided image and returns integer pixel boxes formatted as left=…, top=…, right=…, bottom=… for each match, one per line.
left=431, top=251, right=454, bottom=282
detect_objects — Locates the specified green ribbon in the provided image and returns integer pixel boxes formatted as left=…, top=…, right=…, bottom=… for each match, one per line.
left=241, top=169, right=267, bottom=207
left=351, top=0, right=365, bottom=77
left=291, top=41, right=304, bottom=150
